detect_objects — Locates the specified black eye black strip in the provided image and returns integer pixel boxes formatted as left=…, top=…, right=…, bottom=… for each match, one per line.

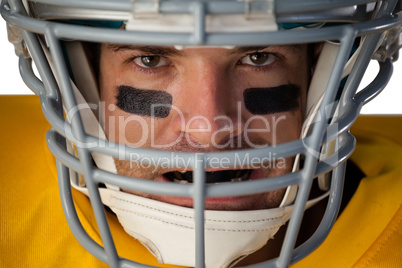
left=116, top=85, right=172, bottom=118
left=243, top=84, right=301, bottom=114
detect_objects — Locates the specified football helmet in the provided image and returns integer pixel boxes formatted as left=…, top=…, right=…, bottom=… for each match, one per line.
left=2, top=0, right=402, bottom=267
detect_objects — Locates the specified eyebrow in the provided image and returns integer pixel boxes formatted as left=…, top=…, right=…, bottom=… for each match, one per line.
left=107, top=44, right=184, bottom=56
left=230, top=45, right=305, bottom=55
left=229, top=46, right=272, bottom=55
left=106, top=44, right=272, bottom=58
left=106, top=44, right=305, bottom=57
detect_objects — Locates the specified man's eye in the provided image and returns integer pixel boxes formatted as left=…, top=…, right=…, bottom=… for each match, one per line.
left=133, top=55, right=170, bottom=68
left=240, top=52, right=276, bottom=66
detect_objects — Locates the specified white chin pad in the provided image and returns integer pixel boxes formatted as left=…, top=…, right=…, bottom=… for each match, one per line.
left=96, top=187, right=329, bottom=268
left=100, top=188, right=294, bottom=268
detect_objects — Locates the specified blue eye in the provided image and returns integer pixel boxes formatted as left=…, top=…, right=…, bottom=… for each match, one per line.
left=133, top=55, right=170, bottom=68
left=240, top=52, right=276, bottom=66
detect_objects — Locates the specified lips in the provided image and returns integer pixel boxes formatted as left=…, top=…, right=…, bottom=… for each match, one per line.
left=152, top=168, right=271, bottom=210
left=163, top=169, right=253, bottom=184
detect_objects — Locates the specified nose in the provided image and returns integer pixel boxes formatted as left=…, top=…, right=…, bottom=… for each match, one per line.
left=171, top=60, right=243, bottom=149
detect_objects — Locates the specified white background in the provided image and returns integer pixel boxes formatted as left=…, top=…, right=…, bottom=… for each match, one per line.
left=1, top=19, right=401, bottom=114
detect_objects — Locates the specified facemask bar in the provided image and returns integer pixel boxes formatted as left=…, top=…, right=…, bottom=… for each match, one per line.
left=2, top=0, right=402, bottom=267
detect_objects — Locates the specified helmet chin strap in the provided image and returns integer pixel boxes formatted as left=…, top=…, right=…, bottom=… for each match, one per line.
left=303, top=40, right=363, bottom=191
left=280, top=42, right=342, bottom=203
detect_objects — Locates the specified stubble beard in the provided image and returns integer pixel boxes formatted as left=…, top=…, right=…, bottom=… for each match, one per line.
left=113, top=137, right=292, bottom=211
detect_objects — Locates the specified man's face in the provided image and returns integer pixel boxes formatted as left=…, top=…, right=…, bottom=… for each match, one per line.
left=99, top=44, right=311, bottom=211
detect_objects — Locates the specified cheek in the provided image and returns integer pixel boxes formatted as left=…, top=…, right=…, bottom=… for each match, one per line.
left=273, top=110, right=302, bottom=143
left=103, top=106, right=178, bottom=148
left=243, top=109, right=302, bottom=146
left=103, top=110, right=153, bottom=146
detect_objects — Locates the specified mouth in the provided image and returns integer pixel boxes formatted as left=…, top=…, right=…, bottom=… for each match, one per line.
left=154, top=168, right=274, bottom=210
left=163, top=169, right=253, bottom=184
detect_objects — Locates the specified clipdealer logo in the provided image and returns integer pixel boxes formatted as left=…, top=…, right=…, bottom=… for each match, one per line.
left=63, top=101, right=289, bottom=151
